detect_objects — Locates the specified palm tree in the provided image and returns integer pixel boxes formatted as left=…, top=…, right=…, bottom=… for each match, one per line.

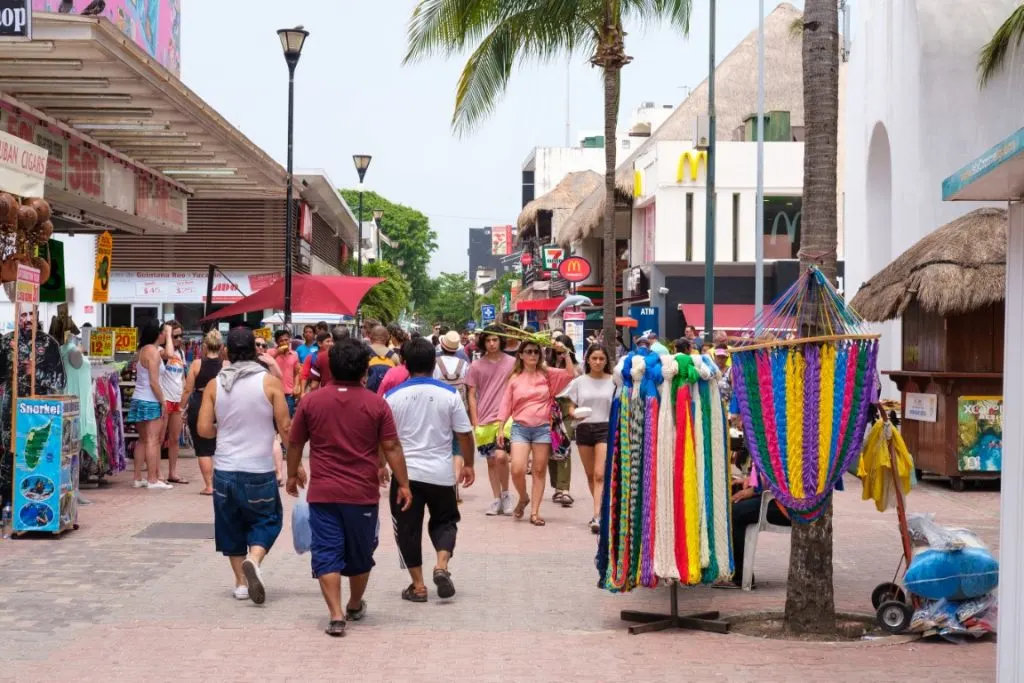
left=978, top=3, right=1024, bottom=85
left=404, top=0, right=692, bottom=351
left=785, top=0, right=841, bottom=636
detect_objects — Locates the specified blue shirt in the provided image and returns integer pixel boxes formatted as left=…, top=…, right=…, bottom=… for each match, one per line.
left=296, top=343, right=318, bottom=364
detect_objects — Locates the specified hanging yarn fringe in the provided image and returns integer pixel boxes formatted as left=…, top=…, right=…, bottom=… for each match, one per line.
left=730, top=266, right=880, bottom=523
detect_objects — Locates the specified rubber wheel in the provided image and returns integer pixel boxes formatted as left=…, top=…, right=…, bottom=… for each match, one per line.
left=877, top=600, right=913, bottom=634
left=871, top=582, right=906, bottom=610
left=950, top=477, right=966, bottom=492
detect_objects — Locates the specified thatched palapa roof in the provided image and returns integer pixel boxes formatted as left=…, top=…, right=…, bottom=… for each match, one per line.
left=849, top=208, right=1007, bottom=322
left=516, top=170, right=602, bottom=233
left=557, top=2, right=805, bottom=246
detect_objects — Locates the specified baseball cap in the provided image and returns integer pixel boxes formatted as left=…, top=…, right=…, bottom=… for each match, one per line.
left=226, top=327, right=256, bottom=355
left=714, top=348, right=728, bottom=357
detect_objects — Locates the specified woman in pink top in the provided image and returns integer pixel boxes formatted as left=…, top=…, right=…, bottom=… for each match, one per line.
left=497, top=339, right=574, bottom=526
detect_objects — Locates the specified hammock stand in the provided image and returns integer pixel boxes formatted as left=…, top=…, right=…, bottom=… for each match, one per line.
left=620, top=582, right=729, bottom=634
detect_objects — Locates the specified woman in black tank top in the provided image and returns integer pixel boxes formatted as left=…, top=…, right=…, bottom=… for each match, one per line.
left=183, top=331, right=227, bottom=495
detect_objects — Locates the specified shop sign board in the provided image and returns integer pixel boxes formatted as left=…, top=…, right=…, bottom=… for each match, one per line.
left=136, top=173, right=186, bottom=231
left=102, top=159, right=136, bottom=214
left=491, top=225, right=513, bottom=256
left=541, top=245, right=565, bottom=271
left=564, top=310, right=586, bottom=359
left=14, top=263, right=39, bottom=303
left=92, top=231, right=113, bottom=303
left=557, top=256, right=591, bottom=283
left=107, top=270, right=266, bottom=304
left=33, top=126, right=66, bottom=187
left=67, top=140, right=103, bottom=200
left=12, top=397, right=81, bottom=535
left=957, top=396, right=1002, bottom=473
left=905, top=393, right=937, bottom=423
left=0, top=1, right=30, bottom=41
left=299, top=202, right=313, bottom=243
left=88, top=329, right=114, bottom=359
left=0, top=128, right=46, bottom=197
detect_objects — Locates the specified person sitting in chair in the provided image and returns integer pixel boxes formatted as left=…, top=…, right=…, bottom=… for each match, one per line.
left=715, top=462, right=791, bottom=589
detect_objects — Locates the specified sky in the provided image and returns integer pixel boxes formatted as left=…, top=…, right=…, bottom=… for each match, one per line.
left=181, top=0, right=806, bottom=277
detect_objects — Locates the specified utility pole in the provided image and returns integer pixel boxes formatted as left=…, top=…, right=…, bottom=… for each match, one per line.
left=755, top=0, right=765, bottom=321
left=703, top=0, right=717, bottom=344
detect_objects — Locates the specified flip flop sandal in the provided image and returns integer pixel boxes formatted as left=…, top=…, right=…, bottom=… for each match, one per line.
left=401, top=584, right=428, bottom=603
left=560, top=493, right=575, bottom=508
left=552, top=491, right=565, bottom=503
left=530, top=515, right=546, bottom=527
left=199, top=489, right=213, bottom=496
left=167, top=477, right=189, bottom=484
left=433, top=569, right=456, bottom=599
left=513, top=496, right=530, bottom=519
left=345, top=599, right=367, bottom=621
left=325, top=619, right=346, bottom=637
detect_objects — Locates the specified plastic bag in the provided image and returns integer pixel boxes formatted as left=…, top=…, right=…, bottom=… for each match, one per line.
left=907, top=513, right=985, bottom=551
left=291, top=490, right=311, bottom=555
left=903, top=515, right=998, bottom=601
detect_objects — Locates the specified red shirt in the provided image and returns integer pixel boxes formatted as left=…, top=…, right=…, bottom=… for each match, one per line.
left=311, top=351, right=333, bottom=386
left=289, top=381, right=398, bottom=505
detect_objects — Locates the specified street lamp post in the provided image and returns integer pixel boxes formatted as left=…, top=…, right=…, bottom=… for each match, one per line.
left=277, top=25, right=309, bottom=327
left=353, top=154, right=372, bottom=276
left=703, top=0, right=717, bottom=345
left=373, top=209, right=384, bottom=262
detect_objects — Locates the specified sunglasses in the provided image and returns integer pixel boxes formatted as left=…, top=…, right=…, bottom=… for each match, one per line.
left=255, top=341, right=267, bottom=348
left=522, top=348, right=541, bottom=356
left=172, top=333, right=183, bottom=339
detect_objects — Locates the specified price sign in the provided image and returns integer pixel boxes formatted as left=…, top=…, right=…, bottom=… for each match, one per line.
left=68, top=142, right=102, bottom=199
left=14, top=263, right=39, bottom=304
left=89, top=329, right=114, bottom=358
left=113, top=327, right=137, bottom=353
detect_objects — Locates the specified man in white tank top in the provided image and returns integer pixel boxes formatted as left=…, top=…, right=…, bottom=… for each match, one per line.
left=198, top=327, right=299, bottom=605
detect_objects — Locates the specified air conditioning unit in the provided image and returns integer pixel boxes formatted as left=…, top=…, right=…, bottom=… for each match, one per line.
left=694, top=115, right=711, bottom=150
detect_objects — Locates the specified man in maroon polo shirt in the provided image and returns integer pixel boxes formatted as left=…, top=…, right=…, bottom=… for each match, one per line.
left=287, top=338, right=412, bottom=637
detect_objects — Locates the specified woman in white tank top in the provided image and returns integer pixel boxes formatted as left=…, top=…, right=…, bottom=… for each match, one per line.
left=127, top=321, right=173, bottom=490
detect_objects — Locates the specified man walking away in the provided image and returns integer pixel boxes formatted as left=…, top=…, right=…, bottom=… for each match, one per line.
left=435, top=330, right=469, bottom=503
left=197, top=328, right=295, bottom=605
left=466, top=326, right=516, bottom=515
left=386, top=338, right=475, bottom=602
left=288, top=339, right=412, bottom=637
left=365, top=325, right=399, bottom=393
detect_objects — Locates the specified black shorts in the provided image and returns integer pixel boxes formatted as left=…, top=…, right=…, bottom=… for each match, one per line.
left=575, top=421, right=609, bottom=447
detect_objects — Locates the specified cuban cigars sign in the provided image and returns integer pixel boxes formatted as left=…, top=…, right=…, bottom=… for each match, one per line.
left=0, top=128, right=46, bottom=196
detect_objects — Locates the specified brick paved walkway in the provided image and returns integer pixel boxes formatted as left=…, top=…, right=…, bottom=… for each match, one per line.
left=0, top=456, right=998, bottom=682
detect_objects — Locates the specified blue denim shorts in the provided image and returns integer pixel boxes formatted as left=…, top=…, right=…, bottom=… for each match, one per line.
left=511, top=422, right=552, bottom=444
left=212, top=470, right=283, bottom=557
left=309, top=502, right=379, bottom=578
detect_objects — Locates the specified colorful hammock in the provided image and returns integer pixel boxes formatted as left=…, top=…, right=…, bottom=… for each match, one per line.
left=730, top=267, right=880, bottom=522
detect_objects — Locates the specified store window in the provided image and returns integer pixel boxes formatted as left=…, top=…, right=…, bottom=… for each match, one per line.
left=173, top=304, right=208, bottom=333
left=106, top=304, right=131, bottom=328
left=763, top=196, right=802, bottom=259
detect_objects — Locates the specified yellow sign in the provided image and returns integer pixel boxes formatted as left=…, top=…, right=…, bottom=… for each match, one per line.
left=89, top=329, right=114, bottom=358
left=92, top=231, right=113, bottom=303
left=676, top=150, right=707, bottom=183
left=95, top=327, right=137, bottom=353
left=254, top=328, right=273, bottom=342
left=633, top=170, right=644, bottom=198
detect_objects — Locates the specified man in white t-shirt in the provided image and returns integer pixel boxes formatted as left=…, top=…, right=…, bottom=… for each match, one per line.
left=385, top=337, right=475, bottom=602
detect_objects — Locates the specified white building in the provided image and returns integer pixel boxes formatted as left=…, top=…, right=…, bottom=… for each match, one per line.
left=844, top=0, right=1024, bottom=393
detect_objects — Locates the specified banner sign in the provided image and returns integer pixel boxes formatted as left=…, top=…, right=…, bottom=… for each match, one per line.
left=491, top=225, right=513, bottom=256
left=957, top=396, right=1002, bottom=472
left=0, top=1, right=31, bottom=41
left=15, top=263, right=39, bottom=303
left=92, top=231, right=113, bottom=303
left=0, top=128, right=46, bottom=196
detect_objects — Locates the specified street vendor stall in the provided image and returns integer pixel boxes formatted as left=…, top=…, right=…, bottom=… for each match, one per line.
left=850, top=208, right=1005, bottom=491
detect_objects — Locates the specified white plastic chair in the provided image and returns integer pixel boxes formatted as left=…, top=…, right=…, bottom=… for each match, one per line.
left=741, top=491, right=792, bottom=591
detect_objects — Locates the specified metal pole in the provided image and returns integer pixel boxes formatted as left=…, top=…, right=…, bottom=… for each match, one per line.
left=376, top=217, right=381, bottom=262
left=357, top=189, right=364, bottom=276
left=284, top=63, right=296, bottom=327
left=755, top=0, right=765, bottom=321
left=703, top=0, right=717, bottom=345
left=565, top=59, right=572, bottom=147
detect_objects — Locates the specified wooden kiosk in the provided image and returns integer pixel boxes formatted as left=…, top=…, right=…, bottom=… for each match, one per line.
left=851, top=208, right=1005, bottom=490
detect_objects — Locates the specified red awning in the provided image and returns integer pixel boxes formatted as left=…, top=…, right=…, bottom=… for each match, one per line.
left=201, top=274, right=383, bottom=321
left=679, top=304, right=770, bottom=331
left=516, top=297, right=565, bottom=312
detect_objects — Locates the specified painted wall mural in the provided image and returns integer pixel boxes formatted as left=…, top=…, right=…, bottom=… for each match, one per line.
left=33, top=0, right=181, bottom=76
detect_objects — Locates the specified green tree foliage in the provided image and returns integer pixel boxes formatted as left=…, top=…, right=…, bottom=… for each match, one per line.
left=339, top=189, right=438, bottom=306
left=979, top=4, right=1024, bottom=85
left=419, top=272, right=477, bottom=330
left=476, top=271, right=517, bottom=320
left=349, top=259, right=412, bottom=325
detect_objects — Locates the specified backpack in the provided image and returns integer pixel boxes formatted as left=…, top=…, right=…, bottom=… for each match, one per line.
left=435, top=357, right=468, bottom=405
left=366, top=349, right=398, bottom=393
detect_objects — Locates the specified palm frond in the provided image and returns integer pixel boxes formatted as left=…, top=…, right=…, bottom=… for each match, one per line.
left=405, top=0, right=509, bottom=63
left=624, top=0, right=692, bottom=34
left=979, top=4, right=1024, bottom=86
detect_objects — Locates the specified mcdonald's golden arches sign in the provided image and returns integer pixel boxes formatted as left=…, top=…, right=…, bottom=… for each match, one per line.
left=676, top=150, right=707, bottom=184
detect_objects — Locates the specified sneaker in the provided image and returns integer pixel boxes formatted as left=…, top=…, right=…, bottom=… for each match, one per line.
left=132, top=480, right=148, bottom=489
left=242, top=558, right=266, bottom=605
left=232, top=585, right=249, bottom=600
left=485, top=498, right=502, bottom=516
left=500, top=491, right=516, bottom=516
left=146, top=481, right=174, bottom=490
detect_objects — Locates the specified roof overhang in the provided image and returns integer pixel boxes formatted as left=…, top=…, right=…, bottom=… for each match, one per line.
left=296, top=170, right=356, bottom=247
left=1, top=13, right=286, bottom=201
left=943, top=127, right=1024, bottom=202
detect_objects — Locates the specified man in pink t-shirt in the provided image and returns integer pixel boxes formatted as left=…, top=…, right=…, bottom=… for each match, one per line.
left=269, top=329, right=301, bottom=415
left=376, top=363, right=410, bottom=397
left=465, top=328, right=516, bottom=516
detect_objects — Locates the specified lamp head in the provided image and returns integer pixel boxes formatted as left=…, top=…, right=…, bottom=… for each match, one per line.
left=372, top=209, right=384, bottom=221
left=353, top=154, right=372, bottom=183
left=278, top=26, right=309, bottom=68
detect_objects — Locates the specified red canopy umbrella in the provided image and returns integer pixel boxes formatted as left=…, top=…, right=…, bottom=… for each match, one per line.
left=200, top=274, right=384, bottom=321
left=615, top=316, right=639, bottom=329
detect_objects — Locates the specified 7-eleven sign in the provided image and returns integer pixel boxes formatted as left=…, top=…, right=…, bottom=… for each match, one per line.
left=541, top=245, right=565, bottom=271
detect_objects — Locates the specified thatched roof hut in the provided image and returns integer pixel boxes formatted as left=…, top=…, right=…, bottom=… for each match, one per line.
left=849, top=208, right=1007, bottom=322
left=557, top=2, right=805, bottom=245
left=516, top=170, right=602, bottom=236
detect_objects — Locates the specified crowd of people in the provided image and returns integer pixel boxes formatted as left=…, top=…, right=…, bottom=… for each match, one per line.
left=119, top=316, right=787, bottom=634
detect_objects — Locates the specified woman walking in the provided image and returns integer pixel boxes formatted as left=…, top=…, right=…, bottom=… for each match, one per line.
left=127, top=320, right=172, bottom=490
left=497, top=339, right=574, bottom=526
left=183, top=330, right=228, bottom=495
left=559, top=344, right=615, bottom=533
left=547, top=334, right=578, bottom=508
left=161, top=321, right=188, bottom=485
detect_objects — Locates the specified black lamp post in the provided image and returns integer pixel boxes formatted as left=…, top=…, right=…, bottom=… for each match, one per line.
left=353, top=154, right=372, bottom=276
left=373, top=209, right=384, bottom=261
left=277, top=25, right=309, bottom=327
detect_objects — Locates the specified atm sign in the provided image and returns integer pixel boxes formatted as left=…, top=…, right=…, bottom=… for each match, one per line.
left=558, top=256, right=591, bottom=283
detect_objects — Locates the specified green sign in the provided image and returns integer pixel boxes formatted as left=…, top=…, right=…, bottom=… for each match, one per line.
left=40, top=239, right=65, bottom=303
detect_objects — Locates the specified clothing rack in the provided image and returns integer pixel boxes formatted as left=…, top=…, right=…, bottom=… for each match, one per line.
left=620, top=582, right=729, bottom=634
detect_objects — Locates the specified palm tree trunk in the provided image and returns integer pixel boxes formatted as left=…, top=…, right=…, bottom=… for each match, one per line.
left=601, top=63, right=620, bottom=356
left=784, top=0, right=840, bottom=635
